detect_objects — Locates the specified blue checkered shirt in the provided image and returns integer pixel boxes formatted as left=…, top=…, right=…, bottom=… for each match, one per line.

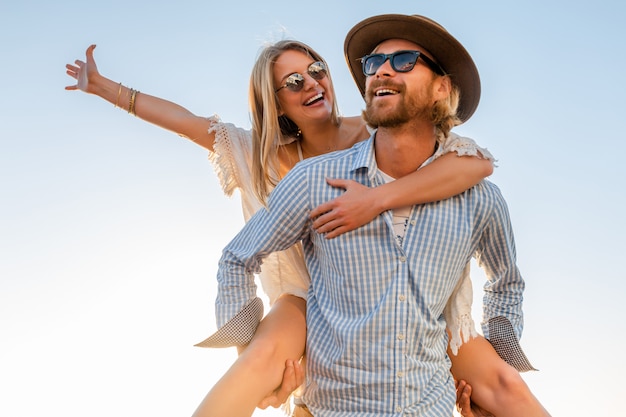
left=216, top=135, right=524, bottom=416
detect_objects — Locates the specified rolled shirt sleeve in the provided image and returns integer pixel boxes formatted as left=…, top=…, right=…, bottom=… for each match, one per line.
left=475, top=185, right=525, bottom=340
left=214, top=166, right=312, bottom=328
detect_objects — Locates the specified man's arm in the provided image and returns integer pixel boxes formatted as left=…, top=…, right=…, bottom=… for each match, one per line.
left=215, top=166, right=312, bottom=329
left=474, top=184, right=525, bottom=340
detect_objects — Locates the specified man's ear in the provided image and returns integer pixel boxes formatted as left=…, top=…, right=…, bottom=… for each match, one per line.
left=434, top=75, right=452, bottom=100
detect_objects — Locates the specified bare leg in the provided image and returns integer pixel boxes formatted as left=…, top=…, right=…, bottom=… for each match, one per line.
left=448, top=334, right=551, bottom=417
left=193, top=295, right=307, bottom=417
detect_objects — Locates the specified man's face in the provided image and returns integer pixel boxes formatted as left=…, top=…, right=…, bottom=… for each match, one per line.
left=363, top=39, right=439, bottom=128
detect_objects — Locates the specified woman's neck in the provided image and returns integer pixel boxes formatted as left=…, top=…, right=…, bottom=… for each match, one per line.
left=298, top=118, right=342, bottom=157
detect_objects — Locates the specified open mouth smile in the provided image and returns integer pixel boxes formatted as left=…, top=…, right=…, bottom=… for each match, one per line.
left=305, top=93, right=324, bottom=105
left=374, top=88, right=399, bottom=97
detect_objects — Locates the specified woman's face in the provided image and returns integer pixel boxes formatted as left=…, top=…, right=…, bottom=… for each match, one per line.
left=273, top=49, right=335, bottom=128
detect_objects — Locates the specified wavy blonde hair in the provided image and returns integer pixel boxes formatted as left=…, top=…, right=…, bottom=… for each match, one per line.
left=248, top=40, right=340, bottom=204
left=430, top=82, right=461, bottom=141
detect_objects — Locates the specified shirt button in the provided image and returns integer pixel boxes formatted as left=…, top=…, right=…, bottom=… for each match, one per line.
left=399, top=256, right=406, bottom=263
left=410, top=220, right=416, bottom=226
left=398, top=295, right=406, bottom=301
left=396, top=406, right=403, bottom=412
left=397, top=371, right=404, bottom=378
left=397, top=333, right=405, bottom=340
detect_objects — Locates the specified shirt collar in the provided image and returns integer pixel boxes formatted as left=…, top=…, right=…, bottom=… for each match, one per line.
left=350, top=132, right=379, bottom=183
left=353, top=130, right=455, bottom=180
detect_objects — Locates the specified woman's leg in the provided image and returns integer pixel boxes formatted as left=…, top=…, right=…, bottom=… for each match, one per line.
left=193, top=294, right=307, bottom=417
left=448, top=334, right=551, bottom=417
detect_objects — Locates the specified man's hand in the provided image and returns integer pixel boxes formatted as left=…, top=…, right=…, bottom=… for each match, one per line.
left=456, top=380, right=494, bottom=417
left=257, top=359, right=305, bottom=409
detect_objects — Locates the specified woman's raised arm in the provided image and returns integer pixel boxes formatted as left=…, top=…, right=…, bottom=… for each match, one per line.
left=311, top=152, right=494, bottom=238
left=65, top=44, right=215, bottom=150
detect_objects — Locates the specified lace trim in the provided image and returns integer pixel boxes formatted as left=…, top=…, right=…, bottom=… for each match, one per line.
left=450, top=141, right=495, bottom=162
left=206, top=114, right=239, bottom=197
left=437, top=132, right=498, bottom=167
left=448, top=312, right=479, bottom=356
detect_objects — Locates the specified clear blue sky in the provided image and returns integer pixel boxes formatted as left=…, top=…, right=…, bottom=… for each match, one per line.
left=1, top=1, right=624, bottom=416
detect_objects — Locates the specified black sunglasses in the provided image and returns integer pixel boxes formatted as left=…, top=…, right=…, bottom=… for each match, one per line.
left=275, top=61, right=328, bottom=93
left=360, top=50, right=445, bottom=76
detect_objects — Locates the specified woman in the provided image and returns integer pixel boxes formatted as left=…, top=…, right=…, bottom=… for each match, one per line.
left=66, top=41, right=546, bottom=417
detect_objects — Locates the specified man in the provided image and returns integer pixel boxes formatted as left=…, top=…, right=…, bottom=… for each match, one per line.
left=216, top=14, right=525, bottom=416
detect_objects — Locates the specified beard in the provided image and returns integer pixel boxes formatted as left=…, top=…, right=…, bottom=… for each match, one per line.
left=364, top=80, right=433, bottom=128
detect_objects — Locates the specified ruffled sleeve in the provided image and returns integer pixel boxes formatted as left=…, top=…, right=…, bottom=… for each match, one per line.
left=206, top=115, right=254, bottom=198
left=434, top=132, right=496, bottom=164
left=205, top=115, right=264, bottom=224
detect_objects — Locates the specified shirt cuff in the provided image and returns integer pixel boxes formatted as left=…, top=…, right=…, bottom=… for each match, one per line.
left=195, top=297, right=264, bottom=348
left=487, top=316, right=538, bottom=372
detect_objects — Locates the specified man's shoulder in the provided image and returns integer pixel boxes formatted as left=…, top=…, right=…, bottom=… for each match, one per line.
left=471, top=179, right=503, bottom=197
left=477, top=178, right=500, bottom=191
left=467, top=180, right=509, bottom=214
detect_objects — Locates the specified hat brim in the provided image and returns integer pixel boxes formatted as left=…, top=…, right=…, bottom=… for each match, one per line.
left=344, top=14, right=481, bottom=123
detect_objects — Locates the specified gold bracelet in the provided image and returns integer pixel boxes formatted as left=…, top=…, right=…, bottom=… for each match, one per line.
left=128, top=88, right=139, bottom=116
left=115, top=82, right=122, bottom=108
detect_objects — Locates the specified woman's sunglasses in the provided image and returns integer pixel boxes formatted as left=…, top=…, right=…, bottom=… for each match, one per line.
left=275, top=61, right=328, bottom=93
left=360, top=50, right=445, bottom=76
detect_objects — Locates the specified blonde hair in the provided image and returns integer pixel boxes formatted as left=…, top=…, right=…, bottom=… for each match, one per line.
left=431, top=82, right=461, bottom=141
left=248, top=40, right=340, bottom=204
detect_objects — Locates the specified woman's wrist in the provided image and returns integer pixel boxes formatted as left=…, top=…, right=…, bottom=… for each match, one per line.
left=89, top=73, right=113, bottom=98
left=370, top=185, right=388, bottom=215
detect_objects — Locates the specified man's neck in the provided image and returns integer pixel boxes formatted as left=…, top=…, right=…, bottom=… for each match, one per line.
left=374, top=123, right=438, bottom=178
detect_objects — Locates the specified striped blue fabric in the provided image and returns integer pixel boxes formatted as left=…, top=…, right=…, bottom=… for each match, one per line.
left=216, top=136, right=524, bottom=416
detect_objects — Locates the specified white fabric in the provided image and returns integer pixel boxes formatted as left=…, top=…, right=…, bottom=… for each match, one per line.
left=206, top=115, right=494, bottom=351
left=444, top=264, right=478, bottom=354
left=207, top=115, right=309, bottom=304
left=434, top=133, right=495, bottom=354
